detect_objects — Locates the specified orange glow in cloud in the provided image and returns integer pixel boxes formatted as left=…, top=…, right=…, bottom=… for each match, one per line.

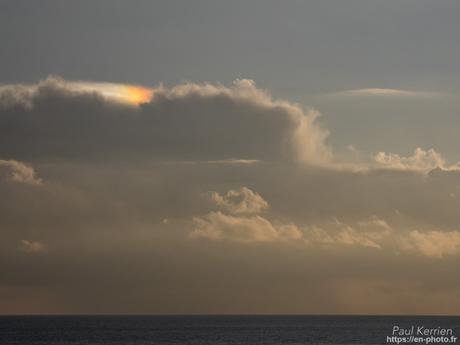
left=72, top=82, right=153, bottom=105
left=121, top=85, right=153, bottom=105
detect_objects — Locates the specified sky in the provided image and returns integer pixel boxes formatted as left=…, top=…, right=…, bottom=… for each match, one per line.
left=1, top=0, right=460, bottom=315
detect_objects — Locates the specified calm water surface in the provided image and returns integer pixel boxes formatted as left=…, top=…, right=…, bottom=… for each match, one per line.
left=1, top=315, right=459, bottom=345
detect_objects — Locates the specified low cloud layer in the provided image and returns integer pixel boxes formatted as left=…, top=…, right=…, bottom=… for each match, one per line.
left=192, top=188, right=460, bottom=259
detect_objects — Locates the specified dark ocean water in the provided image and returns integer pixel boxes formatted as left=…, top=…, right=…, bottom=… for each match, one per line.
left=0, top=315, right=459, bottom=345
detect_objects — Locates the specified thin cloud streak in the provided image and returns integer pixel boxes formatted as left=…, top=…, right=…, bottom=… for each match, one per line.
left=329, top=88, right=443, bottom=99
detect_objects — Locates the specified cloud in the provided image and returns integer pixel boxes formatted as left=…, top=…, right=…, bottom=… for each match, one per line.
left=398, top=230, right=460, bottom=258
left=307, top=216, right=392, bottom=249
left=191, top=211, right=302, bottom=243
left=334, top=217, right=392, bottom=249
left=162, top=158, right=260, bottom=165
left=303, top=216, right=460, bottom=258
left=191, top=186, right=460, bottom=258
left=206, top=159, right=260, bottom=165
left=0, top=160, right=42, bottom=185
left=192, top=187, right=299, bottom=243
left=189, top=181, right=460, bottom=258
left=20, top=240, right=46, bottom=253
left=194, top=187, right=395, bottom=250
left=304, top=217, right=460, bottom=259
left=331, top=88, right=440, bottom=98
left=209, top=187, right=269, bottom=215
left=3, top=77, right=460, bottom=314
left=70, top=81, right=153, bottom=105
left=316, top=226, right=382, bottom=249
left=0, top=77, right=153, bottom=107
left=373, top=147, right=460, bottom=172
left=0, top=76, right=332, bottom=165
left=1, top=155, right=460, bottom=316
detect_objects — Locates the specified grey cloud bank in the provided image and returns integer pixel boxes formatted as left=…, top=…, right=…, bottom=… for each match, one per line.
left=0, top=77, right=331, bottom=164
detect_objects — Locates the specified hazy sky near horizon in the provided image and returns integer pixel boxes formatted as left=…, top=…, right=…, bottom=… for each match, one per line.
left=1, top=0, right=460, bottom=314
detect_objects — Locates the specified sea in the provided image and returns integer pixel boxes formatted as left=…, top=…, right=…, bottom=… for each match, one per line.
left=0, top=315, right=459, bottom=345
